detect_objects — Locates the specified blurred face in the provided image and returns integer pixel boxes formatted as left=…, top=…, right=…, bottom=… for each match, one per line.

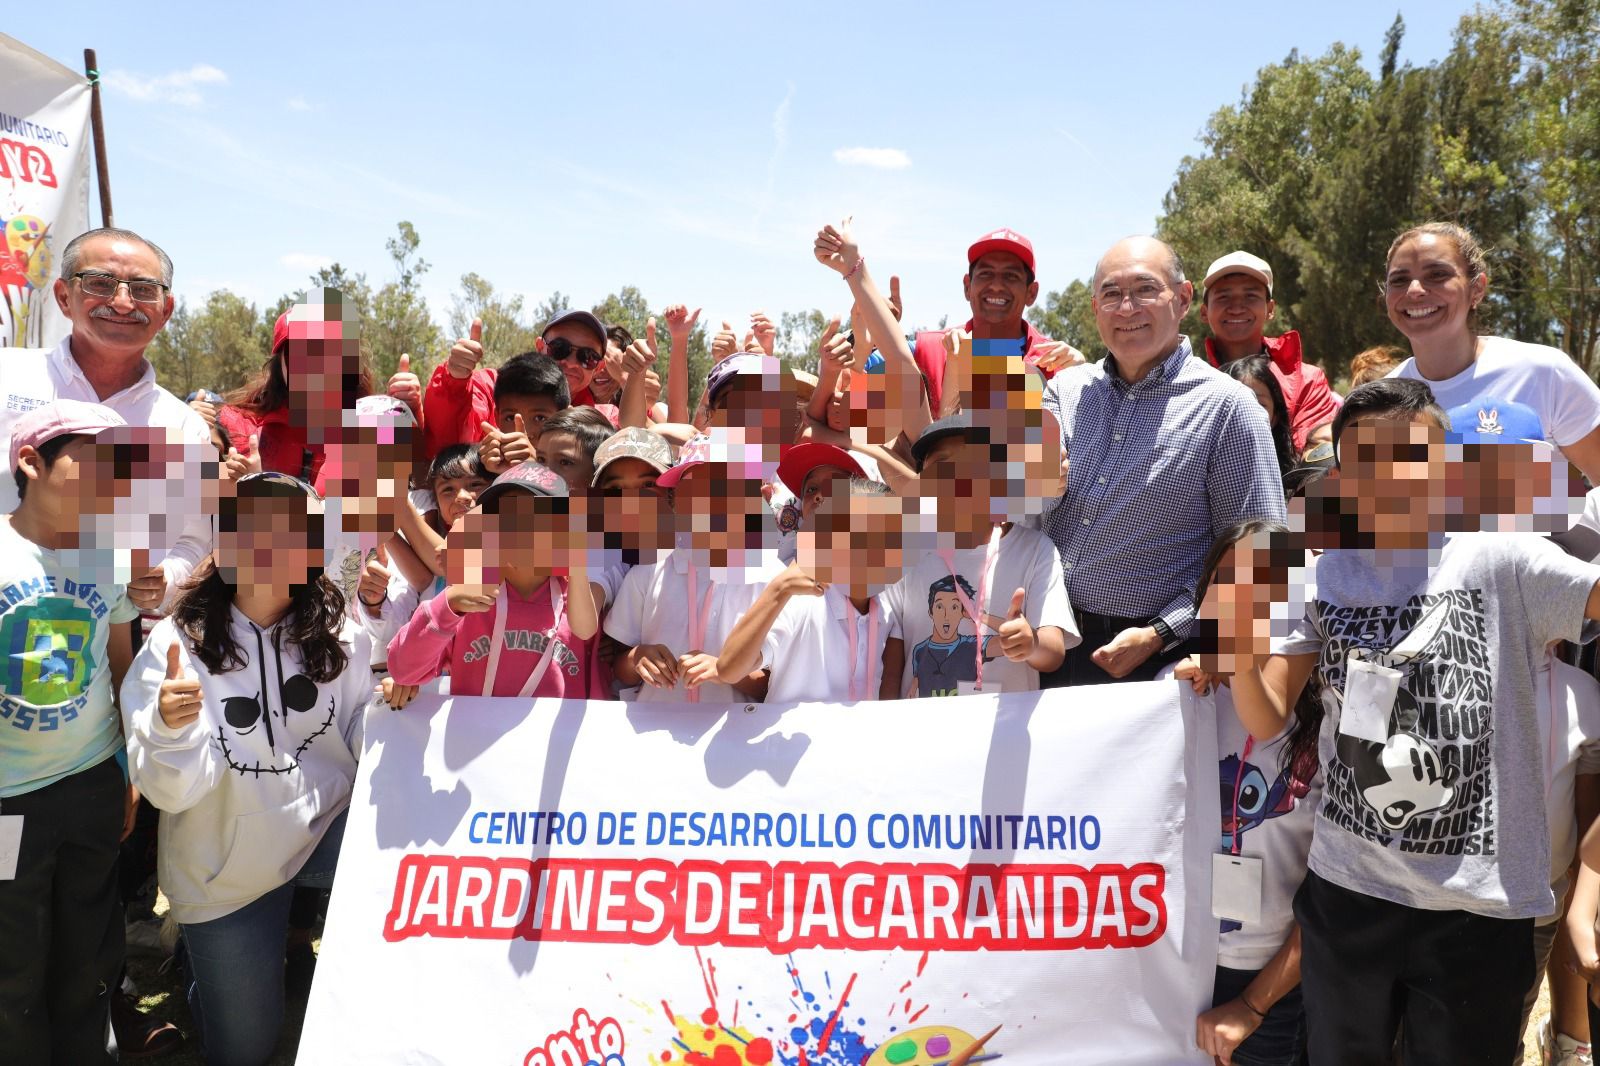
left=282, top=333, right=360, bottom=433
left=496, top=394, right=562, bottom=439
left=919, top=436, right=1003, bottom=529
left=434, top=472, right=490, bottom=527
left=539, top=322, right=605, bottom=394
left=798, top=464, right=851, bottom=523
left=1200, top=275, right=1274, bottom=346
left=1093, top=241, right=1193, bottom=370
left=536, top=431, right=595, bottom=497
left=1385, top=234, right=1486, bottom=342
left=671, top=466, right=768, bottom=567
left=19, top=437, right=133, bottom=531
left=963, top=251, right=1038, bottom=330
left=329, top=436, right=409, bottom=537
left=798, top=492, right=906, bottom=592
left=707, top=375, right=799, bottom=447
left=596, top=458, right=668, bottom=553
left=52, top=236, right=173, bottom=358
left=217, top=494, right=324, bottom=593
left=491, top=491, right=578, bottom=572
left=1336, top=415, right=1449, bottom=546
left=1195, top=533, right=1290, bottom=676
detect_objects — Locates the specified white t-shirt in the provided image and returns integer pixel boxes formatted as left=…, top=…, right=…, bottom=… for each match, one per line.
left=1539, top=656, right=1600, bottom=922
left=604, top=547, right=782, bottom=704
left=1393, top=335, right=1600, bottom=450
left=0, top=521, right=138, bottom=798
left=759, top=586, right=898, bottom=704
left=883, top=524, right=1078, bottom=698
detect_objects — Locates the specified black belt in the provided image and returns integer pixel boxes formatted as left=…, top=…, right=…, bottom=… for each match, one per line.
left=1074, top=609, right=1147, bottom=638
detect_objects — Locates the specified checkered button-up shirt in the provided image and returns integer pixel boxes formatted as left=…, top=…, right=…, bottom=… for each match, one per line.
left=1040, top=336, right=1287, bottom=642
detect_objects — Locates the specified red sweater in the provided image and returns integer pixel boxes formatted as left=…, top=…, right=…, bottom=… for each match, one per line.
left=217, top=404, right=329, bottom=491
left=420, top=364, right=602, bottom=461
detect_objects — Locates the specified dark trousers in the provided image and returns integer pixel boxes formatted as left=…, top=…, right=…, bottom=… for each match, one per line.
left=1041, top=609, right=1189, bottom=687
left=1213, top=965, right=1308, bottom=1066
left=1295, top=869, right=1533, bottom=1065
left=0, top=756, right=124, bottom=1066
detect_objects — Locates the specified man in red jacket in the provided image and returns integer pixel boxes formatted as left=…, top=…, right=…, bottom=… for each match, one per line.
left=421, top=309, right=609, bottom=461
left=1198, top=251, right=1339, bottom=457
left=910, top=229, right=1083, bottom=417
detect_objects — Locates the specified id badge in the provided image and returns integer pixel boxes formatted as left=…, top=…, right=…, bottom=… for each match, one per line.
left=1340, top=654, right=1402, bottom=743
left=1211, top=853, right=1263, bottom=925
left=0, top=815, right=22, bottom=881
left=957, top=681, right=982, bottom=697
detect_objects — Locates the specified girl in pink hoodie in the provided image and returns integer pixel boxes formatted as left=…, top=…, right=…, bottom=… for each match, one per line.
left=386, top=461, right=610, bottom=698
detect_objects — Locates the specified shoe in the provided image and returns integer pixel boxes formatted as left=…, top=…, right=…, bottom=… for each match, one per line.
left=110, top=989, right=184, bottom=1060
left=284, top=940, right=317, bottom=999
left=1542, top=1022, right=1596, bottom=1066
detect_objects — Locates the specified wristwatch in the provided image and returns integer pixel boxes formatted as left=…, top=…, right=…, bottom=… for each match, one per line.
left=1149, top=617, right=1177, bottom=651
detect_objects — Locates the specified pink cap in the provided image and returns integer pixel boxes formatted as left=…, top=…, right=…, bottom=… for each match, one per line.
left=9, top=399, right=127, bottom=471
left=968, top=228, right=1036, bottom=273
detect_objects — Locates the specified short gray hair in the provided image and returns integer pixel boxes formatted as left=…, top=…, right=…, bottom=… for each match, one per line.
left=848, top=476, right=892, bottom=497
left=59, top=227, right=174, bottom=288
left=1092, top=236, right=1187, bottom=290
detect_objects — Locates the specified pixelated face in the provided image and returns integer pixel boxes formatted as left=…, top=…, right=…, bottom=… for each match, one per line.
left=597, top=458, right=668, bottom=553
left=1385, top=233, right=1485, bottom=340
left=21, top=437, right=131, bottom=523
left=1093, top=248, right=1191, bottom=365
left=435, top=473, right=491, bottom=527
left=707, top=374, right=799, bottom=447
left=798, top=492, right=906, bottom=592
left=799, top=464, right=851, bottom=523
left=490, top=491, right=578, bottom=571
left=1336, top=416, right=1448, bottom=543
left=671, top=466, right=768, bottom=567
left=217, top=494, right=323, bottom=592
left=443, top=507, right=492, bottom=586
left=540, top=322, right=605, bottom=394
left=282, top=341, right=359, bottom=433
left=328, top=435, right=410, bottom=536
left=536, top=431, right=595, bottom=497
left=496, top=394, right=562, bottom=439
left=53, top=235, right=173, bottom=352
left=1200, top=274, right=1273, bottom=344
left=929, top=590, right=965, bottom=642
left=963, top=251, right=1038, bottom=328
left=919, top=435, right=1004, bottom=527
left=1195, top=532, right=1291, bottom=676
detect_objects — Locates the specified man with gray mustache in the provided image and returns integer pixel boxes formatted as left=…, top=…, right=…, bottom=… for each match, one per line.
left=0, top=227, right=212, bottom=613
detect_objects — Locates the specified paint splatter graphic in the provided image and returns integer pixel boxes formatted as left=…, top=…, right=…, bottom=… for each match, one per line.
left=649, top=950, right=1000, bottom=1066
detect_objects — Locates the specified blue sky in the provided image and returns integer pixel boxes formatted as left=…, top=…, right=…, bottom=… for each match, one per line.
left=15, top=2, right=1466, bottom=339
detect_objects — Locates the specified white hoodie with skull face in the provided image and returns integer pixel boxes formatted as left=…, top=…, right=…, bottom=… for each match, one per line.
left=121, top=609, right=373, bottom=925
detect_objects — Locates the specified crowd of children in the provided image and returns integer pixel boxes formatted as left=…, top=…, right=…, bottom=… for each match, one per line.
left=8, top=214, right=1600, bottom=1066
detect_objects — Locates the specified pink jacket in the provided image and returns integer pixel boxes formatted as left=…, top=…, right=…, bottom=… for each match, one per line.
left=386, top=578, right=609, bottom=699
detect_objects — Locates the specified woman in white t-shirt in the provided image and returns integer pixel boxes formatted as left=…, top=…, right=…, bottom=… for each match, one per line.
left=1385, top=221, right=1600, bottom=483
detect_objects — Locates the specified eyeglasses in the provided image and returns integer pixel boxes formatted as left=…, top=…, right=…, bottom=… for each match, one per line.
left=1094, top=283, right=1169, bottom=311
left=545, top=337, right=603, bottom=370
left=72, top=272, right=167, bottom=304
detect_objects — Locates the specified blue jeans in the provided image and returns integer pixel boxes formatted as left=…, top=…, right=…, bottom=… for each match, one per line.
left=178, top=809, right=347, bottom=1066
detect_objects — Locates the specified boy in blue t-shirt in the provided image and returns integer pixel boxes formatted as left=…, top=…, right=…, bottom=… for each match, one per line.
left=0, top=400, right=140, bottom=1064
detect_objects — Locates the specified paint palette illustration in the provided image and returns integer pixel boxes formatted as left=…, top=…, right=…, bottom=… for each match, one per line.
left=863, top=1026, right=1001, bottom=1066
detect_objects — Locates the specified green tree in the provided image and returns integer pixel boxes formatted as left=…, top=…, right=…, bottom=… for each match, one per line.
left=1029, top=281, right=1103, bottom=360
left=147, top=298, right=199, bottom=398
left=368, top=221, right=443, bottom=382
left=448, top=273, right=539, bottom=367
left=776, top=309, right=827, bottom=373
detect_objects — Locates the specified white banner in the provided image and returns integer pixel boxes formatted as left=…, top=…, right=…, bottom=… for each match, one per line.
left=302, top=685, right=1219, bottom=1066
left=0, top=33, right=91, bottom=349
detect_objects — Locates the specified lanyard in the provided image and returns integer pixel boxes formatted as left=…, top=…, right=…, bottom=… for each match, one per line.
left=683, top=561, right=717, bottom=704
left=934, top=524, right=1003, bottom=692
left=480, top=578, right=566, bottom=698
left=843, top=596, right=880, bottom=702
left=1229, top=735, right=1256, bottom=857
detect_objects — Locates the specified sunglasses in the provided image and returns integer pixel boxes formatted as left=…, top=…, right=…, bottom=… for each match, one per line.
left=545, top=336, right=603, bottom=370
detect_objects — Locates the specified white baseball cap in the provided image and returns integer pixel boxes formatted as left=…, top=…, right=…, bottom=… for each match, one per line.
left=1203, top=251, right=1274, bottom=296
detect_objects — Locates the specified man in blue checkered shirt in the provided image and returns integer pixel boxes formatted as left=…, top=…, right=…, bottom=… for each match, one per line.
left=1040, top=236, right=1287, bottom=686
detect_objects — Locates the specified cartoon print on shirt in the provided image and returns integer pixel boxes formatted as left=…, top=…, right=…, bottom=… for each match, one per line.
left=215, top=628, right=337, bottom=778
left=1316, top=588, right=1493, bottom=855
left=1218, top=750, right=1308, bottom=933
left=909, top=575, right=1000, bottom=697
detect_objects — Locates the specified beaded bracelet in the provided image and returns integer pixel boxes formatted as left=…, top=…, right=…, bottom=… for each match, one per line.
left=843, top=257, right=865, bottom=281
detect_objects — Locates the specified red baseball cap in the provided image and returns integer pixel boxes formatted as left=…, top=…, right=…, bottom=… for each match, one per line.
left=776, top=441, right=865, bottom=499
left=968, top=228, right=1035, bottom=274
left=271, top=311, right=289, bottom=355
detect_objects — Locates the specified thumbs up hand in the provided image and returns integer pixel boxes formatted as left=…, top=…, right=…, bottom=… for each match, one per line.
left=813, top=216, right=860, bottom=276
left=158, top=640, right=205, bottom=730
left=498, top=414, right=534, bottom=468
left=221, top=431, right=261, bottom=482
left=817, top=316, right=853, bottom=376
left=620, top=317, right=657, bottom=378
left=478, top=420, right=508, bottom=473
left=448, top=319, right=486, bottom=380
left=387, top=352, right=422, bottom=411
left=711, top=321, right=739, bottom=363
left=994, top=589, right=1036, bottom=663
left=663, top=304, right=701, bottom=338
left=357, top=543, right=391, bottom=615
left=750, top=311, right=777, bottom=356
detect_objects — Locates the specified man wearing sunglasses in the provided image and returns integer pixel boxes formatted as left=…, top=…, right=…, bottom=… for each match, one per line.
left=421, top=308, right=611, bottom=462
left=0, top=227, right=211, bottom=614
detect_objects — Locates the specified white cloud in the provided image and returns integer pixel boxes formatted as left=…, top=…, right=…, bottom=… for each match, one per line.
left=280, top=252, right=333, bottom=273
left=103, top=64, right=228, bottom=107
left=832, top=147, right=912, bottom=170
left=286, top=96, right=315, bottom=112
